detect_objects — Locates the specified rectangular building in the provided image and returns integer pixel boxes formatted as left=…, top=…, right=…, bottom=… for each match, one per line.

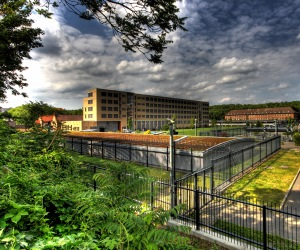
left=82, top=88, right=209, bottom=132
left=225, top=107, right=299, bottom=122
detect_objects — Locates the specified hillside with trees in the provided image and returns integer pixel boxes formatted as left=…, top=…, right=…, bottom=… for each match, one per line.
left=209, top=101, right=300, bottom=121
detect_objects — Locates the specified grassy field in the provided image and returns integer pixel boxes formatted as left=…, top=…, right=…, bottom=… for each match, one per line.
left=225, top=149, right=300, bottom=205
left=175, top=126, right=242, bottom=136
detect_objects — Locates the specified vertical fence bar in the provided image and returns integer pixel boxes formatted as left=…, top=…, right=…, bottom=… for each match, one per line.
left=191, top=149, right=193, bottom=172
left=101, top=141, right=104, bottom=158
left=71, top=137, right=74, bottom=150
left=129, top=143, right=132, bottom=161
left=80, top=139, right=83, bottom=155
left=263, top=205, right=267, bottom=250
left=114, top=141, right=117, bottom=160
left=90, top=139, right=93, bottom=157
left=195, top=189, right=200, bottom=230
left=166, top=147, right=169, bottom=170
left=210, top=160, right=214, bottom=197
left=147, top=145, right=149, bottom=167
left=150, top=181, right=154, bottom=210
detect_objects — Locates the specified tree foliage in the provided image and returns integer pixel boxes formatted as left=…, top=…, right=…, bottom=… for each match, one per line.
left=42, top=0, right=187, bottom=64
left=8, top=101, right=56, bottom=128
left=0, top=120, right=196, bottom=249
left=0, top=0, right=44, bottom=100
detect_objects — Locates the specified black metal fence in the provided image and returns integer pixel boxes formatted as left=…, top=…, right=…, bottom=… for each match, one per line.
left=84, top=164, right=300, bottom=250
left=65, top=137, right=203, bottom=172
left=199, top=127, right=246, bottom=137
left=177, top=136, right=281, bottom=192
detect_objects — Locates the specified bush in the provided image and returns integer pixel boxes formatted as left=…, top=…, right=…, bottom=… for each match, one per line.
left=0, top=119, right=196, bottom=249
left=293, top=132, right=300, bottom=146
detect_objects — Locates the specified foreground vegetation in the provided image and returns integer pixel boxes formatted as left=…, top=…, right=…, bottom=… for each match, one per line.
left=0, top=120, right=229, bottom=249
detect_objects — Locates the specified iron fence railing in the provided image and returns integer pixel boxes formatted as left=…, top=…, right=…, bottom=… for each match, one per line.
left=84, top=163, right=300, bottom=250
left=177, top=136, right=281, bottom=192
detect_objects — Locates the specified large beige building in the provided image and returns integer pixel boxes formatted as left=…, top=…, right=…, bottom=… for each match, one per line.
left=82, top=88, right=209, bottom=132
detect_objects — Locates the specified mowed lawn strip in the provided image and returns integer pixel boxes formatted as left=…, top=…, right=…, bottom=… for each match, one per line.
left=225, top=149, right=300, bottom=205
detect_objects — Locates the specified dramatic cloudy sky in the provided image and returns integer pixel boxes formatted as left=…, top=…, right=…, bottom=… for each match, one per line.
left=3, top=0, right=300, bottom=109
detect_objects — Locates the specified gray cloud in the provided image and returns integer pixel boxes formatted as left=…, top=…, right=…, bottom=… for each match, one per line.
left=3, top=0, right=300, bottom=109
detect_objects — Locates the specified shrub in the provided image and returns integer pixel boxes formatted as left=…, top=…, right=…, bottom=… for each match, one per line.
left=293, top=132, right=300, bottom=146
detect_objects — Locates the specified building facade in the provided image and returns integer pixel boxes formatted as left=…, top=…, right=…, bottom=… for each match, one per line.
left=225, top=107, right=299, bottom=122
left=82, top=88, right=209, bottom=131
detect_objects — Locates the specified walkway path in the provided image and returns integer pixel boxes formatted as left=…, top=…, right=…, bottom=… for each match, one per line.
left=281, top=141, right=300, bottom=211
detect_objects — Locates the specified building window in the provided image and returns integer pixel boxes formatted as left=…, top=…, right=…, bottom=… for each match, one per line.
left=88, top=114, right=93, bottom=118
left=108, top=114, right=113, bottom=118
left=114, top=93, right=118, bottom=97
left=102, top=106, right=106, bottom=111
left=108, top=107, right=113, bottom=111
left=102, top=114, right=106, bottom=118
left=101, top=92, right=106, bottom=96
left=108, top=93, right=112, bottom=97
left=114, top=107, right=118, bottom=111
left=101, top=99, right=106, bottom=103
left=88, top=92, right=93, bottom=97
left=108, top=100, right=113, bottom=104
left=88, top=99, right=93, bottom=104
left=114, top=114, right=118, bottom=118
left=88, top=107, right=93, bottom=111
left=114, top=100, right=118, bottom=104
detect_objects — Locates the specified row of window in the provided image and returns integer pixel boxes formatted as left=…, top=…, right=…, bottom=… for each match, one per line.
left=101, top=92, right=119, bottom=97
left=102, top=106, right=118, bottom=111
left=101, top=99, right=119, bottom=104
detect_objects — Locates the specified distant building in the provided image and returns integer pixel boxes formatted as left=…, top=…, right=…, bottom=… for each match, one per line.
left=36, top=114, right=83, bottom=131
left=225, top=107, right=299, bottom=122
left=82, top=88, right=209, bottom=131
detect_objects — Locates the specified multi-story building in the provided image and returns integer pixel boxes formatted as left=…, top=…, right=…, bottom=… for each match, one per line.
left=82, top=88, right=209, bottom=131
left=225, top=107, right=299, bottom=122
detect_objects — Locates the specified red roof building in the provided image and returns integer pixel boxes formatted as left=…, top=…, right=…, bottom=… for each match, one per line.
left=225, top=107, right=299, bottom=122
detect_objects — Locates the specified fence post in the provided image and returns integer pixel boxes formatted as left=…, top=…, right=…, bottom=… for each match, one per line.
left=114, top=141, right=117, bottom=160
left=150, top=181, right=154, bottom=210
left=71, top=137, right=74, bottom=151
left=129, top=143, right=132, bottom=161
left=90, top=139, right=93, bottom=157
left=259, top=142, right=262, bottom=162
left=229, top=152, right=232, bottom=181
left=263, top=205, right=267, bottom=249
left=242, top=149, right=244, bottom=173
left=195, top=189, right=200, bottom=230
left=147, top=145, right=149, bottom=167
left=191, top=149, right=193, bottom=172
left=166, top=147, right=169, bottom=170
left=194, top=173, right=198, bottom=190
left=101, top=141, right=104, bottom=158
left=80, top=139, right=83, bottom=155
left=210, top=160, right=214, bottom=198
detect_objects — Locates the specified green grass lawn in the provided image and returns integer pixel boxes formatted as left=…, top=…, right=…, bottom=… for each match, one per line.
left=225, top=149, right=300, bottom=205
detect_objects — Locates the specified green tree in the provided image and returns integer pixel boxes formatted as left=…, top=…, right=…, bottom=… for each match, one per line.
left=8, top=101, right=55, bottom=128
left=0, top=0, right=44, bottom=100
left=189, top=117, right=196, bottom=129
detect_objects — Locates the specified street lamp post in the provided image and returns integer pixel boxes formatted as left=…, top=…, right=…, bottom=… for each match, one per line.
left=194, top=118, right=197, bottom=136
left=168, top=118, right=176, bottom=209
